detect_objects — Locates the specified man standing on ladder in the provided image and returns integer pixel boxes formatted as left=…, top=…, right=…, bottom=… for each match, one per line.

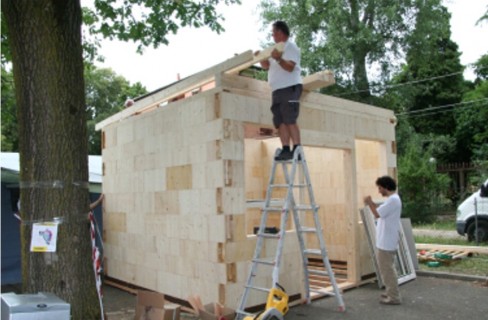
left=364, top=176, right=403, bottom=305
left=257, top=21, right=303, bottom=161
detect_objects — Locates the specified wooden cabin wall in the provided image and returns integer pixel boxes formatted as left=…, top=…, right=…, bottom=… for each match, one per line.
left=103, top=89, right=236, bottom=303
left=101, top=73, right=397, bottom=307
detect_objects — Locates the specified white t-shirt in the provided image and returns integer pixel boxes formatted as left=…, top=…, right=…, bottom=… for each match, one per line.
left=375, top=193, right=402, bottom=251
left=268, top=40, right=302, bottom=91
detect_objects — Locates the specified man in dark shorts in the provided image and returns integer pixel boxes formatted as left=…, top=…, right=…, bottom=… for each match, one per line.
left=259, top=21, right=303, bottom=161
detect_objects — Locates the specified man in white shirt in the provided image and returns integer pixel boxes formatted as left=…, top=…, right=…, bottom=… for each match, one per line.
left=258, top=21, right=303, bottom=161
left=364, top=176, right=402, bottom=305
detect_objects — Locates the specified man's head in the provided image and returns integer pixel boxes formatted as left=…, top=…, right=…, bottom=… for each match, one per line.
left=375, top=176, right=397, bottom=197
left=272, top=21, right=290, bottom=43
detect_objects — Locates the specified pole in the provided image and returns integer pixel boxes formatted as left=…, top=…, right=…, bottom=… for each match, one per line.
left=474, top=197, right=479, bottom=246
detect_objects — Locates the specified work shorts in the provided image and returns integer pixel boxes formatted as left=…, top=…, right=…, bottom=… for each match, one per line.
left=271, top=84, right=303, bottom=128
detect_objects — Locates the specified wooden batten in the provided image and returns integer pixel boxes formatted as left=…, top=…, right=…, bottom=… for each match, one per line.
left=96, top=51, right=253, bottom=131
left=302, top=70, right=335, bottom=91
left=225, top=42, right=285, bottom=75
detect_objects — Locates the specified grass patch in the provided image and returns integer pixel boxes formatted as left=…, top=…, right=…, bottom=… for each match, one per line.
left=415, top=235, right=469, bottom=246
left=413, top=220, right=456, bottom=231
left=415, top=234, right=488, bottom=277
left=414, top=235, right=488, bottom=246
left=418, top=254, right=488, bottom=277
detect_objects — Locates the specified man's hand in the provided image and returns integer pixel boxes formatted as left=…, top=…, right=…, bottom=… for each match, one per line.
left=256, top=50, right=270, bottom=70
left=364, top=195, right=380, bottom=218
left=271, top=48, right=282, bottom=60
left=364, top=195, right=373, bottom=205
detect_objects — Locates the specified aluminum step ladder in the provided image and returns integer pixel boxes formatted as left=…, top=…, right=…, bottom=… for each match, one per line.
left=236, top=146, right=345, bottom=319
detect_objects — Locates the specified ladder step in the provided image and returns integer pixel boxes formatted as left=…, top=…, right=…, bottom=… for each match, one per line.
left=257, top=233, right=280, bottom=239
left=295, top=205, right=317, bottom=211
left=310, top=288, right=337, bottom=296
left=252, top=258, right=275, bottom=266
left=299, top=227, right=318, bottom=233
left=245, top=285, right=271, bottom=293
left=308, top=269, right=330, bottom=276
left=304, top=249, right=323, bottom=256
left=271, top=183, right=307, bottom=188
left=263, top=207, right=286, bottom=212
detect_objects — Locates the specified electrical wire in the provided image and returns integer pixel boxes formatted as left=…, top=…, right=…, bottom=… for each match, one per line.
left=398, top=104, right=486, bottom=118
left=332, top=71, right=465, bottom=97
left=396, top=98, right=488, bottom=116
left=328, top=64, right=486, bottom=98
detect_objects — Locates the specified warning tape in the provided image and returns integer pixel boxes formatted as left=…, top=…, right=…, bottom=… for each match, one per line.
left=89, top=211, right=105, bottom=320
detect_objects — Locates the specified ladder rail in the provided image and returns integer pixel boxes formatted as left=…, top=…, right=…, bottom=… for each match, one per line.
left=298, top=146, right=345, bottom=310
left=282, top=148, right=313, bottom=303
left=237, top=155, right=280, bottom=314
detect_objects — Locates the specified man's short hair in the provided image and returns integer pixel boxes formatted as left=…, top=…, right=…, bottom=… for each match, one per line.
left=273, top=21, right=290, bottom=37
left=376, top=176, right=397, bottom=191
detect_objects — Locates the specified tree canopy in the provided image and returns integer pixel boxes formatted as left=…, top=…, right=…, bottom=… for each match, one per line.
left=259, top=0, right=422, bottom=98
left=396, top=0, right=465, bottom=137
left=85, top=64, right=147, bottom=154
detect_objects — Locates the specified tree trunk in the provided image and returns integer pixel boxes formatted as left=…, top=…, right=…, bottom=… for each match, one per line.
left=1, top=1, right=100, bottom=318
left=352, top=50, right=371, bottom=98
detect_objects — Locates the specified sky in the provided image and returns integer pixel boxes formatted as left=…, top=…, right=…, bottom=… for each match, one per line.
left=92, top=0, right=488, bottom=92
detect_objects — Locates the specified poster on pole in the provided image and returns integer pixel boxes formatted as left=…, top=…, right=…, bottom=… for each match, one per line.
left=30, top=222, right=59, bottom=252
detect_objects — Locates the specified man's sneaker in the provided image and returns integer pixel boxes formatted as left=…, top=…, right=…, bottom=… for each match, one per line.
left=274, top=149, right=293, bottom=161
left=379, top=296, right=401, bottom=305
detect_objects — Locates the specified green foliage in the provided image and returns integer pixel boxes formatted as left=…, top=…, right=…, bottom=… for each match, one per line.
left=473, top=53, right=488, bottom=81
left=398, top=128, right=450, bottom=223
left=85, top=0, right=241, bottom=53
left=1, top=67, right=17, bottom=151
left=396, top=0, right=465, bottom=137
left=259, top=0, right=421, bottom=99
left=0, top=65, right=147, bottom=155
left=1, top=13, right=12, bottom=65
left=453, top=80, right=488, bottom=162
left=476, top=6, right=488, bottom=25
left=85, top=64, right=147, bottom=154
left=2, top=1, right=241, bottom=64
left=413, top=220, right=456, bottom=231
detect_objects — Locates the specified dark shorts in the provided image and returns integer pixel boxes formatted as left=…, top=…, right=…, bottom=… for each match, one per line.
left=271, top=84, right=303, bottom=128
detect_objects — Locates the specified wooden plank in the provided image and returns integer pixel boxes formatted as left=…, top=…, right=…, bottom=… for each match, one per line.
left=301, top=129, right=354, bottom=150
left=95, top=50, right=254, bottom=131
left=225, top=42, right=285, bottom=75
left=302, top=70, right=335, bottom=91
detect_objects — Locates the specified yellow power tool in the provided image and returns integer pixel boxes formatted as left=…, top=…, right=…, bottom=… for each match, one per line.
left=244, top=284, right=289, bottom=320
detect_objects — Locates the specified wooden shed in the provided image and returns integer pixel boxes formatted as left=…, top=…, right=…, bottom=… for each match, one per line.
left=96, top=46, right=397, bottom=309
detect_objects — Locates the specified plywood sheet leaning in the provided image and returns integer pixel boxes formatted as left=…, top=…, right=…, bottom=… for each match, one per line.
left=359, top=206, right=416, bottom=288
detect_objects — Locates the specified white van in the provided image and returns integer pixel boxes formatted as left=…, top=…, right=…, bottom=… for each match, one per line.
left=456, top=179, right=488, bottom=242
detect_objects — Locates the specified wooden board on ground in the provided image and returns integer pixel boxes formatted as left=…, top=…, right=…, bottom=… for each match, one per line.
left=415, top=243, right=488, bottom=255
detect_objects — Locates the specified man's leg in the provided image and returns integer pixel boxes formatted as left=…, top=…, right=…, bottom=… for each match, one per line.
left=278, top=124, right=291, bottom=147
left=288, top=123, right=301, bottom=146
left=377, top=249, right=401, bottom=303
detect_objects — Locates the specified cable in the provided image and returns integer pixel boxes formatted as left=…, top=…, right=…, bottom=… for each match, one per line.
left=332, top=71, right=465, bottom=97
left=397, top=98, right=488, bottom=118
left=328, top=62, right=487, bottom=98
left=396, top=98, right=488, bottom=116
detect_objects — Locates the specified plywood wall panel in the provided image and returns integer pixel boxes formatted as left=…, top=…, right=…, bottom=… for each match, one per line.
left=154, top=191, right=180, bottom=215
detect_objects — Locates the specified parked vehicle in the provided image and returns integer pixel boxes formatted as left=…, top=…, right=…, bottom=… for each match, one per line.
left=456, top=179, right=488, bottom=242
